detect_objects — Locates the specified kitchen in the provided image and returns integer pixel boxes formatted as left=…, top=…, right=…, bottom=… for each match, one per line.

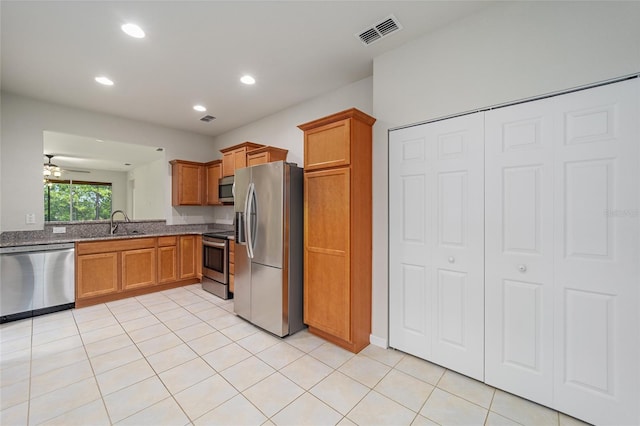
left=1, top=1, right=639, bottom=425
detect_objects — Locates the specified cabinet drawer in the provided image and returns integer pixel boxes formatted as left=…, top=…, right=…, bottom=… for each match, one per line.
left=229, top=262, right=234, bottom=275
left=158, top=236, right=177, bottom=246
left=77, top=237, right=156, bottom=255
left=304, top=118, right=350, bottom=170
left=229, top=273, right=234, bottom=293
left=229, top=250, right=235, bottom=264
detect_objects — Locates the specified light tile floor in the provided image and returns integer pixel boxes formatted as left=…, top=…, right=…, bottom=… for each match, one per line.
left=1, top=284, right=591, bottom=426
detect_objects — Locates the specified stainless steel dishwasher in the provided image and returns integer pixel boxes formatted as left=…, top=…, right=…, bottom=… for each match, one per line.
left=0, top=243, right=75, bottom=323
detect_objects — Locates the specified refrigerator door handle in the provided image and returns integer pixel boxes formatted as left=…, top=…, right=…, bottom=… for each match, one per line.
left=245, top=182, right=255, bottom=259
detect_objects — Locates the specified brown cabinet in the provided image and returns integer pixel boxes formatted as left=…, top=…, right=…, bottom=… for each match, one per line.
left=298, top=108, right=376, bottom=353
left=122, top=248, right=157, bottom=290
left=170, top=160, right=204, bottom=206
left=179, top=235, right=199, bottom=279
left=205, top=160, right=223, bottom=205
left=76, top=252, right=118, bottom=299
left=157, top=236, right=178, bottom=284
left=75, top=235, right=201, bottom=308
left=246, top=146, right=288, bottom=167
left=220, top=142, right=264, bottom=177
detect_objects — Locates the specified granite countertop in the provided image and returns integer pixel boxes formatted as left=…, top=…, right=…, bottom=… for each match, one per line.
left=0, top=221, right=233, bottom=248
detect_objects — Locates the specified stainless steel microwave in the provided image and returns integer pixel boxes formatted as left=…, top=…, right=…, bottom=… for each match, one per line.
left=218, top=176, right=234, bottom=203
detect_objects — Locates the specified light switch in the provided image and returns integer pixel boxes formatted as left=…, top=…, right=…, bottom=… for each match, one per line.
left=25, top=213, right=36, bottom=224
left=52, top=227, right=66, bottom=234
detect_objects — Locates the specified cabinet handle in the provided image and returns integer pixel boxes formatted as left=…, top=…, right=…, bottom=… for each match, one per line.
left=448, top=256, right=455, bottom=263
left=518, top=264, right=527, bottom=273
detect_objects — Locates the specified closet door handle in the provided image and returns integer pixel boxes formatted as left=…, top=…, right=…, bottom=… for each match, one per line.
left=518, top=264, right=527, bottom=273
left=448, top=256, right=455, bottom=263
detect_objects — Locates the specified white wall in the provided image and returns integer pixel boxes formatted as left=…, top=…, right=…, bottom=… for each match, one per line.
left=128, top=159, right=165, bottom=220
left=372, top=1, right=640, bottom=345
left=209, top=77, right=374, bottom=224
left=212, top=77, right=374, bottom=166
left=0, top=92, right=219, bottom=231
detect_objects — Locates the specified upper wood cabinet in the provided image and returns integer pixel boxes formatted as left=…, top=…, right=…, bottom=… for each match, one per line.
left=300, top=109, right=375, bottom=172
left=246, top=146, right=288, bottom=167
left=205, top=160, right=223, bottom=205
left=220, top=142, right=264, bottom=177
left=298, top=108, right=376, bottom=353
left=170, top=160, right=204, bottom=206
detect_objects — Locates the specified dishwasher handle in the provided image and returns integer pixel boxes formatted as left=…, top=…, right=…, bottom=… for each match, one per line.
left=0, top=243, right=75, bottom=254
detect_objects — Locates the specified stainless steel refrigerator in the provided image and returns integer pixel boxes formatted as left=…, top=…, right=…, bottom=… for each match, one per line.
left=234, top=161, right=304, bottom=337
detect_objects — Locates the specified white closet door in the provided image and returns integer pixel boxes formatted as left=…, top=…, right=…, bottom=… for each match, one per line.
left=552, top=79, right=639, bottom=425
left=390, top=113, right=485, bottom=380
left=485, top=98, right=555, bottom=406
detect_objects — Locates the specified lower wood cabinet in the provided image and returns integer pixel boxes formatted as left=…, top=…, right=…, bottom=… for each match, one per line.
left=76, top=235, right=201, bottom=308
left=122, top=248, right=157, bottom=290
left=157, top=236, right=178, bottom=284
left=179, top=235, right=199, bottom=279
left=76, top=252, right=118, bottom=299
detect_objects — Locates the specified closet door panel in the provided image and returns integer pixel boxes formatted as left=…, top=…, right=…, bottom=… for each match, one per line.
left=390, top=113, right=484, bottom=380
left=485, top=99, right=555, bottom=406
left=553, top=79, right=639, bottom=426
left=389, top=125, right=433, bottom=360
left=431, top=113, right=485, bottom=381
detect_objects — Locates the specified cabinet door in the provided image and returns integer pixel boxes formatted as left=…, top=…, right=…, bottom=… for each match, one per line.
left=77, top=253, right=118, bottom=299
left=222, top=151, right=234, bottom=177
left=247, top=152, right=268, bottom=167
left=304, top=167, right=351, bottom=341
left=172, top=162, right=203, bottom=205
left=389, top=112, right=485, bottom=380
left=158, top=245, right=178, bottom=284
left=179, top=235, right=198, bottom=279
left=205, top=162, right=222, bottom=205
left=233, top=148, right=247, bottom=171
left=122, top=248, right=157, bottom=290
left=304, top=118, right=350, bottom=171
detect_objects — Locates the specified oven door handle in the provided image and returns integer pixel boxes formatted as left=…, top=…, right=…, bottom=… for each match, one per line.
left=203, top=241, right=227, bottom=248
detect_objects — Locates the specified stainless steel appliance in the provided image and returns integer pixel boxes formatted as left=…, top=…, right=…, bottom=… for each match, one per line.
left=234, top=161, right=304, bottom=337
left=218, top=176, right=234, bottom=203
left=201, top=231, right=234, bottom=299
left=1, top=243, right=75, bottom=323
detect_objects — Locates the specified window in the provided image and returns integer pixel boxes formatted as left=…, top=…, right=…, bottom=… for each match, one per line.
left=44, top=180, right=112, bottom=221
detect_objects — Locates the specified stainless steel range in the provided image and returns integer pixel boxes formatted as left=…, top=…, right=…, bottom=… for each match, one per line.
left=201, top=230, right=234, bottom=299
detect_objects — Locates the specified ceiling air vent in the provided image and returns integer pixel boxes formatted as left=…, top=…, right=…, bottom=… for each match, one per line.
left=200, top=115, right=216, bottom=122
left=356, top=14, right=402, bottom=46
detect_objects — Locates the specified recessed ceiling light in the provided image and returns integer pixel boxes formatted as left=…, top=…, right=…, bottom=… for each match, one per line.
left=95, top=76, right=114, bottom=86
left=240, top=75, right=256, bottom=85
left=121, top=23, right=145, bottom=39
left=193, top=105, right=207, bottom=112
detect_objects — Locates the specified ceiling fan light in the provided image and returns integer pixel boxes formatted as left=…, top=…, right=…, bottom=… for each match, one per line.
left=43, top=169, right=51, bottom=177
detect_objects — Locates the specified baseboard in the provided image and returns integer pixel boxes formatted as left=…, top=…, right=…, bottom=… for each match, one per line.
left=369, top=334, right=387, bottom=348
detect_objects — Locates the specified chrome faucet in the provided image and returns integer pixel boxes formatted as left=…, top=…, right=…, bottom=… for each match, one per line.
left=110, top=210, right=130, bottom=235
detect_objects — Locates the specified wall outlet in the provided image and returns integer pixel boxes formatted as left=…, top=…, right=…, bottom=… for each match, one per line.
left=25, top=213, right=36, bottom=224
left=52, top=227, right=66, bottom=234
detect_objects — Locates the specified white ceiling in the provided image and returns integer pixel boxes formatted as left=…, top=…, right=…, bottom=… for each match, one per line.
left=1, top=1, right=495, bottom=138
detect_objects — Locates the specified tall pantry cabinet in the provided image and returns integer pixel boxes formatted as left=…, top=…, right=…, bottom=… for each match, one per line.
left=298, top=108, right=376, bottom=353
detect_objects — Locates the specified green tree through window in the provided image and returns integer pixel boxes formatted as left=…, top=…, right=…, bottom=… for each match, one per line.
left=44, top=180, right=112, bottom=221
